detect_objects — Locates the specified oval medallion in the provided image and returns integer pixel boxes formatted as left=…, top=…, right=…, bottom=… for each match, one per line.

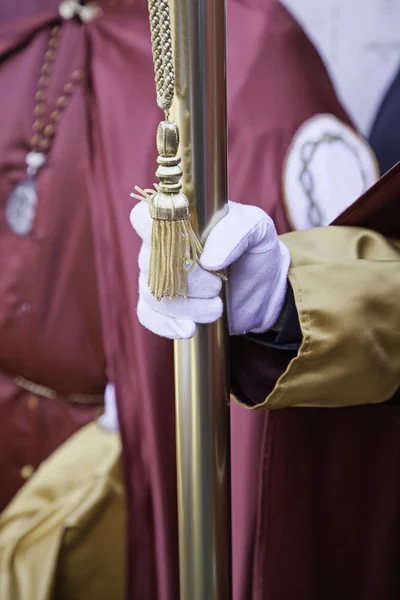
left=5, top=178, right=38, bottom=236
left=283, top=114, right=379, bottom=230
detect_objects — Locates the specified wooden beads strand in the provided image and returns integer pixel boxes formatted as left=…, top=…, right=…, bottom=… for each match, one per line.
left=31, top=25, right=84, bottom=155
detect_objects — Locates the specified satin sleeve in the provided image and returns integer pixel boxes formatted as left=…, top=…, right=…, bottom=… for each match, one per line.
left=233, top=226, right=400, bottom=409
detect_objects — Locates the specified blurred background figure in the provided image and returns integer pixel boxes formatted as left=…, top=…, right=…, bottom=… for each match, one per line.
left=282, top=0, right=400, bottom=139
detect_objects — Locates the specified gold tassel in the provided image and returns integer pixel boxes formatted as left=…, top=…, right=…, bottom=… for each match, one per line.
left=131, top=120, right=203, bottom=301
left=131, top=0, right=225, bottom=300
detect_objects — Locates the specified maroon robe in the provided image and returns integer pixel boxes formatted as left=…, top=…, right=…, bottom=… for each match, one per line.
left=0, top=9, right=105, bottom=510
left=1, top=2, right=400, bottom=600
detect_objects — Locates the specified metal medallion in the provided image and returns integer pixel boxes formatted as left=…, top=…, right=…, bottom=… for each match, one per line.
left=5, top=178, right=38, bottom=236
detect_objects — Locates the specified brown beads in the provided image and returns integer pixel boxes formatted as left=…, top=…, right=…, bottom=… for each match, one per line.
left=56, top=96, right=68, bottom=108
left=35, top=89, right=45, bottom=101
left=33, top=119, right=44, bottom=131
left=30, top=25, right=84, bottom=154
left=39, top=139, right=51, bottom=151
left=63, top=82, right=74, bottom=94
left=50, top=109, right=62, bottom=122
left=44, top=124, right=56, bottom=137
left=44, top=50, right=55, bottom=61
left=72, top=70, right=84, bottom=81
left=34, top=104, right=45, bottom=117
left=38, top=75, right=49, bottom=87
left=31, top=134, right=41, bottom=147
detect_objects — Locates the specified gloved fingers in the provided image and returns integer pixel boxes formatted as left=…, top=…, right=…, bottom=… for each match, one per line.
left=139, top=274, right=223, bottom=322
left=98, top=383, right=119, bottom=433
left=130, top=201, right=152, bottom=246
left=105, top=382, right=116, bottom=401
left=200, top=200, right=273, bottom=271
left=137, top=297, right=196, bottom=339
left=138, top=245, right=223, bottom=299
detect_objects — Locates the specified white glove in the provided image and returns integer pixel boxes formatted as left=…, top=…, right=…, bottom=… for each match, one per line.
left=130, top=200, right=290, bottom=339
left=98, top=383, right=119, bottom=433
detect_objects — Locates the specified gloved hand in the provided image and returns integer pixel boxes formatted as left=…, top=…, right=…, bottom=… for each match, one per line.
left=98, top=383, right=119, bottom=433
left=130, top=200, right=290, bottom=339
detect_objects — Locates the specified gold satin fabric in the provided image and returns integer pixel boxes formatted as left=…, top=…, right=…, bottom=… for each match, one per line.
left=252, top=226, right=400, bottom=409
left=0, top=422, right=126, bottom=600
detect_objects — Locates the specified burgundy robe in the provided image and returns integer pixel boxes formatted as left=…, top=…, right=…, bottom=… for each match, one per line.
left=0, top=7, right=105, bottom=510
left=1, top=2, right=399, bottom=600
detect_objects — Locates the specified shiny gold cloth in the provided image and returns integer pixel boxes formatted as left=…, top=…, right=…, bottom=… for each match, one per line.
left=0, top=422, right=125, bottom=600
left=252, top=226, right=400, bottom=409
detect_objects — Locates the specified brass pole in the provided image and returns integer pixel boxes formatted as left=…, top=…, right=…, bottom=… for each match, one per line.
left=171, top=0, right=231, bottom=598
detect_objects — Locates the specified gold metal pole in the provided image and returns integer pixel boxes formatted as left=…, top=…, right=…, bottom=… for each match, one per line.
left=171, top=0, right=231, bottom=598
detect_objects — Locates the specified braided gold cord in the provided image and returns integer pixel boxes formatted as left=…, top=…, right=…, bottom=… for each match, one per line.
left=148, top=0, right=175, bottom=115
left=133, top=2, right=227, bottom=300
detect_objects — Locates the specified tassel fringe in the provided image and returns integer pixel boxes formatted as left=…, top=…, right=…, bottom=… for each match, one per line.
left=149, top=218, right=203, bottom=300
left=131, top=185, right=226, bottom=301
left=131, top=120, right=226, bottom=301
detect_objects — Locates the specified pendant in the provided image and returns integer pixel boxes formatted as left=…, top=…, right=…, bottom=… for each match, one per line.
left=6, top=177, right=38, bottom=236
left=5, top=151, right=46, bottom=236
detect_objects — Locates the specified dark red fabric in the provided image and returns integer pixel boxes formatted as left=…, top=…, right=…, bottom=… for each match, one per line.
left=0, top=11, right=105, bottom=509
left=0, top=376, right=101, bottom=509
left=227, top=4, right=353, bottom=597
left=230, top=7, right=400, bottom=599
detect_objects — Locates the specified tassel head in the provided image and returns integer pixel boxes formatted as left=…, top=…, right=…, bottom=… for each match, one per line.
left=133, top=0, right=227, bottom=303
left=150, top=123, right=189, bottom=220
left=150, top=121, right=189, bottom=220
left=147, top=121, right=203, bottom=300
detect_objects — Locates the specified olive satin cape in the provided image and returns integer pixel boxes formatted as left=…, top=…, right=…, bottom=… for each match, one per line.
left=0, top=424, right=125, bottom=600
